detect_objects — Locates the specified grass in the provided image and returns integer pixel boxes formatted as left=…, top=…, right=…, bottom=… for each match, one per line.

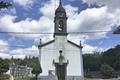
left=85, top=78, right=102, bottom=80
left=14, top=77, right=35, bottom=80
left=0, top=74, right=10, bottom=80
left=84, top=78, right=119, bottom=80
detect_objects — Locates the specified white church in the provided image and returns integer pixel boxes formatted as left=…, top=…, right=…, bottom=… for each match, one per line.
left=38, top=1, right=84, bottom=80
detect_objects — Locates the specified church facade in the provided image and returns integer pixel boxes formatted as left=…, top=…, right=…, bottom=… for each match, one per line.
left=38, top=1, right=84, bottom=80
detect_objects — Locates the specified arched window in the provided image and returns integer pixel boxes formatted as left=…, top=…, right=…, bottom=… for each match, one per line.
left=58, top=20, right=63, bottom=31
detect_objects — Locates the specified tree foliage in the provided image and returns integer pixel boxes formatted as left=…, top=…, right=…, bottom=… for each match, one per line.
left=0, top=58, right=9, bottom=75
left=0, top=1, right=12, bottom=10
left=83, top=53, right=102, bottom=71
left=31, top=61, right=42, bottom=80
left=27, top=57, right=42, bottom=79
left=102, top=45, right=120, bottom=70
left=100, top=63, right=114, bottom=77
left=83, top=45, right=120, bottom=72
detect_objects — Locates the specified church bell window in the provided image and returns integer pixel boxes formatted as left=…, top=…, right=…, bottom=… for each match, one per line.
left=58, top=20, right=63, bottom=31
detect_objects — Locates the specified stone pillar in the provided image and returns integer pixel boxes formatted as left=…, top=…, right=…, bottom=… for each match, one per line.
left=53, top=50, right=69, bottom=80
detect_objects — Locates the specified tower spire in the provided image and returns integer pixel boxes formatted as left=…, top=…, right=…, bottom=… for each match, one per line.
left=59, top=0, right=62, bottom=6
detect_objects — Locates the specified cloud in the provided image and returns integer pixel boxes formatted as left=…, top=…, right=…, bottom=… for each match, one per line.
left=0, top=0, right=120, bottom=59
left=10, top=8, right=16, bottom=14
left=81, top=0, right=120, bottom=38
left=65, top=5, right=78, bottom=17
left=82, top=0, right=120, bottom=12
left=0, top=40, right=9, bottom=52
left=10, top=46, right=39, bottom=57
left=40, top=0, right=58, bottom=19
left=13, top=0, right=35, bottom=8
left=12, top=55, right=25, bottom=59
left=0, top=44, right=39, bottom=59
left=0, top=39, right=39, bottom=59
left=0, top=53, right=11, bottom=59
left=0, top=8, right=16, bottom=16
left=83, top=44, right=97, bottom=53
left=83, top=44, right=104, bottom=53
left=0, top=0, right=118, bottom=40
left=0, top=15, right=54, bottom=39
left=0, top=40, right=10, bottom=59
left=39, top=0, right=118, bottom=40
left=67, top=6, right=116, bottom=39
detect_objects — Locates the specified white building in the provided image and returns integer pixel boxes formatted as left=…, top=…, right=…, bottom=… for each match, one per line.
left=10, top=63, right=33, bottom=78
left=38, top=1, right=84, bottom=80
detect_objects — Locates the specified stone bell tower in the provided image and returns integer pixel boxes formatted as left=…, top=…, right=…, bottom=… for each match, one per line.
left=54, top=0, right=68, bottom=37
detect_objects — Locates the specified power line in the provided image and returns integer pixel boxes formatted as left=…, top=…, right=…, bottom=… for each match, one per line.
left=0, top=30, right=112, bottom=35
left=0, top=31, right=53, bottom=34
left=71, top=31, right=110, bottom=33
left=0, top=50, right=100, bottom=54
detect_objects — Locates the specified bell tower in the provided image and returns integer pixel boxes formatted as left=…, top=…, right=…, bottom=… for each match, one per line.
left=54, top=0, right=68, bottom=37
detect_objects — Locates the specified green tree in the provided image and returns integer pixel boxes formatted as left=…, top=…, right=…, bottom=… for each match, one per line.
left=32, top=63, right=42, bottom=80
left=0, top=1, right=12, bottom=10
left=30, top=57, right=42, bottom=80
left=83, top=53, right=102, bottom=72
left=0, top=58, right=9, bottom=75
left=102, top=45, right=120, bottom=70
left=100, top=63, right=114, bottom=77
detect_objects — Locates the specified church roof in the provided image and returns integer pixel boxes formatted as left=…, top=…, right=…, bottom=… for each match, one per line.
left=68, top=40, right=83, bottom=48
left=38, top=40, right=55, bottom=48
left=38, top=40, right=83, bottom=49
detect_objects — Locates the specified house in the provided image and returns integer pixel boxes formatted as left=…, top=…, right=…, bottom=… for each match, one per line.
left=10, top=63, right=32, bottom=78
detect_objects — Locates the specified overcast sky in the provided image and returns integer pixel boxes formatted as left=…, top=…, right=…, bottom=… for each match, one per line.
left=0, top=0, right=120, bottom=59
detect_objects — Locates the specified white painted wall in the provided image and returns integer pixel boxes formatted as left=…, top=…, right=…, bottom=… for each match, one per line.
left=65, top=42, right=83, bottom=76
left=39, top=36, right=83, bottom=77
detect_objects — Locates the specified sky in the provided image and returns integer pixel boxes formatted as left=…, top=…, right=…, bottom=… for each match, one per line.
left=0, top=0, right=120, bottom=59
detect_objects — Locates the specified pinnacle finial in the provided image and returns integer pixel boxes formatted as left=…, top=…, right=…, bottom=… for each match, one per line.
left=59, top=0, right=62, bottom=6
left=40, top=38, right=42, bottom=44
left=80, top=40, right=82, bottom=46
left=80, top=40, right=83, bottom=48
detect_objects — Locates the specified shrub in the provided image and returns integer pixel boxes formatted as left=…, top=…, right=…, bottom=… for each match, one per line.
left=100, top=63, right=114, bottom=78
